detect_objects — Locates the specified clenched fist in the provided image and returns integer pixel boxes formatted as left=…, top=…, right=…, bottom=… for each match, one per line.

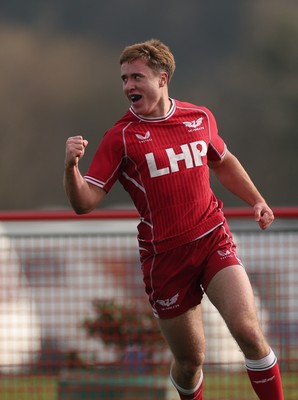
left=254, top=202, right=274, bottom=230
left=65, top=136, right=88, bottom=168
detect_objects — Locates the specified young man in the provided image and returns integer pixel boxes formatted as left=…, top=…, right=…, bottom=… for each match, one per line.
left=64, top=39, right=284, bottom=399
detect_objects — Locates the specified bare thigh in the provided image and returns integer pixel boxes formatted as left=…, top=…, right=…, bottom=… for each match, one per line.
left=206, top=265, right=269, bottom=359
left=157, top=305, right=205, bottom=366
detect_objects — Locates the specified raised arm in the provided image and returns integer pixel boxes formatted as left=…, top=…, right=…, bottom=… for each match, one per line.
left=64, top=135, right=106, bottom=214
left=208, top=150, right=274, bottom=230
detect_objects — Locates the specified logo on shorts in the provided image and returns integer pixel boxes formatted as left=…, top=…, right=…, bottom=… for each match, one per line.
left=217, top=249, right=231, bottom=258
left=156, top=293, right=179, bottom=308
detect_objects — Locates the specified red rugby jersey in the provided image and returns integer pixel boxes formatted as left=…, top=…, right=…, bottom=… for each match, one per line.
left=85, top=99, right=227, bottom=254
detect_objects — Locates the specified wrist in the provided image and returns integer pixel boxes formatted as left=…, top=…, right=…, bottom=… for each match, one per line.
left=253, top=199, right=267, bottom=208
left=64, top=160, right=79, bottom=170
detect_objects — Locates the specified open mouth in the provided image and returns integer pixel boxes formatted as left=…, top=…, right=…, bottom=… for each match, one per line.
left=130, top=94, right=142, bottom=103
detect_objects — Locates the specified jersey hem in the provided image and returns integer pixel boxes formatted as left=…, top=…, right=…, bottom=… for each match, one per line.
left=138, top=213, right=225, bottom=254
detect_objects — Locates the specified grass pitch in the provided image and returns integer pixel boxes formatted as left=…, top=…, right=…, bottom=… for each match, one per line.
left=0, top=372, right=296, bottom=400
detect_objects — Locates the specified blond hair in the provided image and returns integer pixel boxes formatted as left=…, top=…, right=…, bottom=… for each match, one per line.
left=120, top=39, right=176, bottom=83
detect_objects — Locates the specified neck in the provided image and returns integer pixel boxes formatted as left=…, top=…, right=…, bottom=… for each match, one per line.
left=154, top=97, right=172, bottom=118
left=165, top=98, right=172, bottom=114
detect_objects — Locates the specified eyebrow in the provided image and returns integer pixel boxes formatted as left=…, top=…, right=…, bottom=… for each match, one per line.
left=121, top=72, right=145, bottom=80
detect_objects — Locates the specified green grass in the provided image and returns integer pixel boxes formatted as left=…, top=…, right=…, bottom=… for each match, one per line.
left=204, top=372, right=297, bottom=400
left=0, top=372, right=297, bottom=400
left=0, top=376, right=57, bottom=400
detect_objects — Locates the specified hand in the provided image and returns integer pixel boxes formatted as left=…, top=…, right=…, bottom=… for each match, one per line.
left=65, top=136, right=88, bottom=168
left=254, top=202, right=274, bottom=230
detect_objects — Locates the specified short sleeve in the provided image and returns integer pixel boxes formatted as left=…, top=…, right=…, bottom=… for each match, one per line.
left=203, top=107, right=227, bottom=162
left=84, top=128, right=125, bottom=193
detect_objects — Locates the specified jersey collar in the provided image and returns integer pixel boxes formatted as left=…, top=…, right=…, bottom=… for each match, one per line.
left=129, top=98, right=176, bottom=122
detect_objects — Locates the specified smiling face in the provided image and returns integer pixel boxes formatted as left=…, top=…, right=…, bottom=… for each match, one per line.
left=121, top=58, right=170, bottom=118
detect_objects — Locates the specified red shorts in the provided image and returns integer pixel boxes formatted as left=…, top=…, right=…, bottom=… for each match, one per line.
left=141, top=221, right=243, bottom=319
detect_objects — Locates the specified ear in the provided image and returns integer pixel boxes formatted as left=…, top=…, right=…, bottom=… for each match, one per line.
left=159, top=72, right=168, bottom=87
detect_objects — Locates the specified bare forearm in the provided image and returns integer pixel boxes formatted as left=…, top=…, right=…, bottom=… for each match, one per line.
left=209, top=151, right=274, bottom=230
left=64, top=165, right=96, bottom=214
left=64, top=135, right=106, bottom=214
left=211, top=152, right=265, bottom=207
left=214, top=156, right=265, bottom=207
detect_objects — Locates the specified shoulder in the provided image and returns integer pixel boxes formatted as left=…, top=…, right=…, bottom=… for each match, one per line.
left=111, top=110, right=137, bottom=130
left=103, top=110, right=138, bottom=138
left=174, top=99, right=216, bottom=118
left=173, top=99, right=218, bottom=131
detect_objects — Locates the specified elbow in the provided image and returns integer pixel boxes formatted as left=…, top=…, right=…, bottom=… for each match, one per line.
left=74, top=208, right=89, bottom=215
left=72, top=204, right=95, bottom=215
left=70, top=201, right=96, bottom=215
left=66, top=185, right=105, bottom=215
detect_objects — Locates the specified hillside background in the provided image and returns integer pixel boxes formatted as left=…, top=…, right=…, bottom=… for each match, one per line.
left=1, top=0, right=297, bottom=210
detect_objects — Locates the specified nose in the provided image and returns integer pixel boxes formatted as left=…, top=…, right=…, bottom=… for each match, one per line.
left=124, top=78, right=136, bottom=92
